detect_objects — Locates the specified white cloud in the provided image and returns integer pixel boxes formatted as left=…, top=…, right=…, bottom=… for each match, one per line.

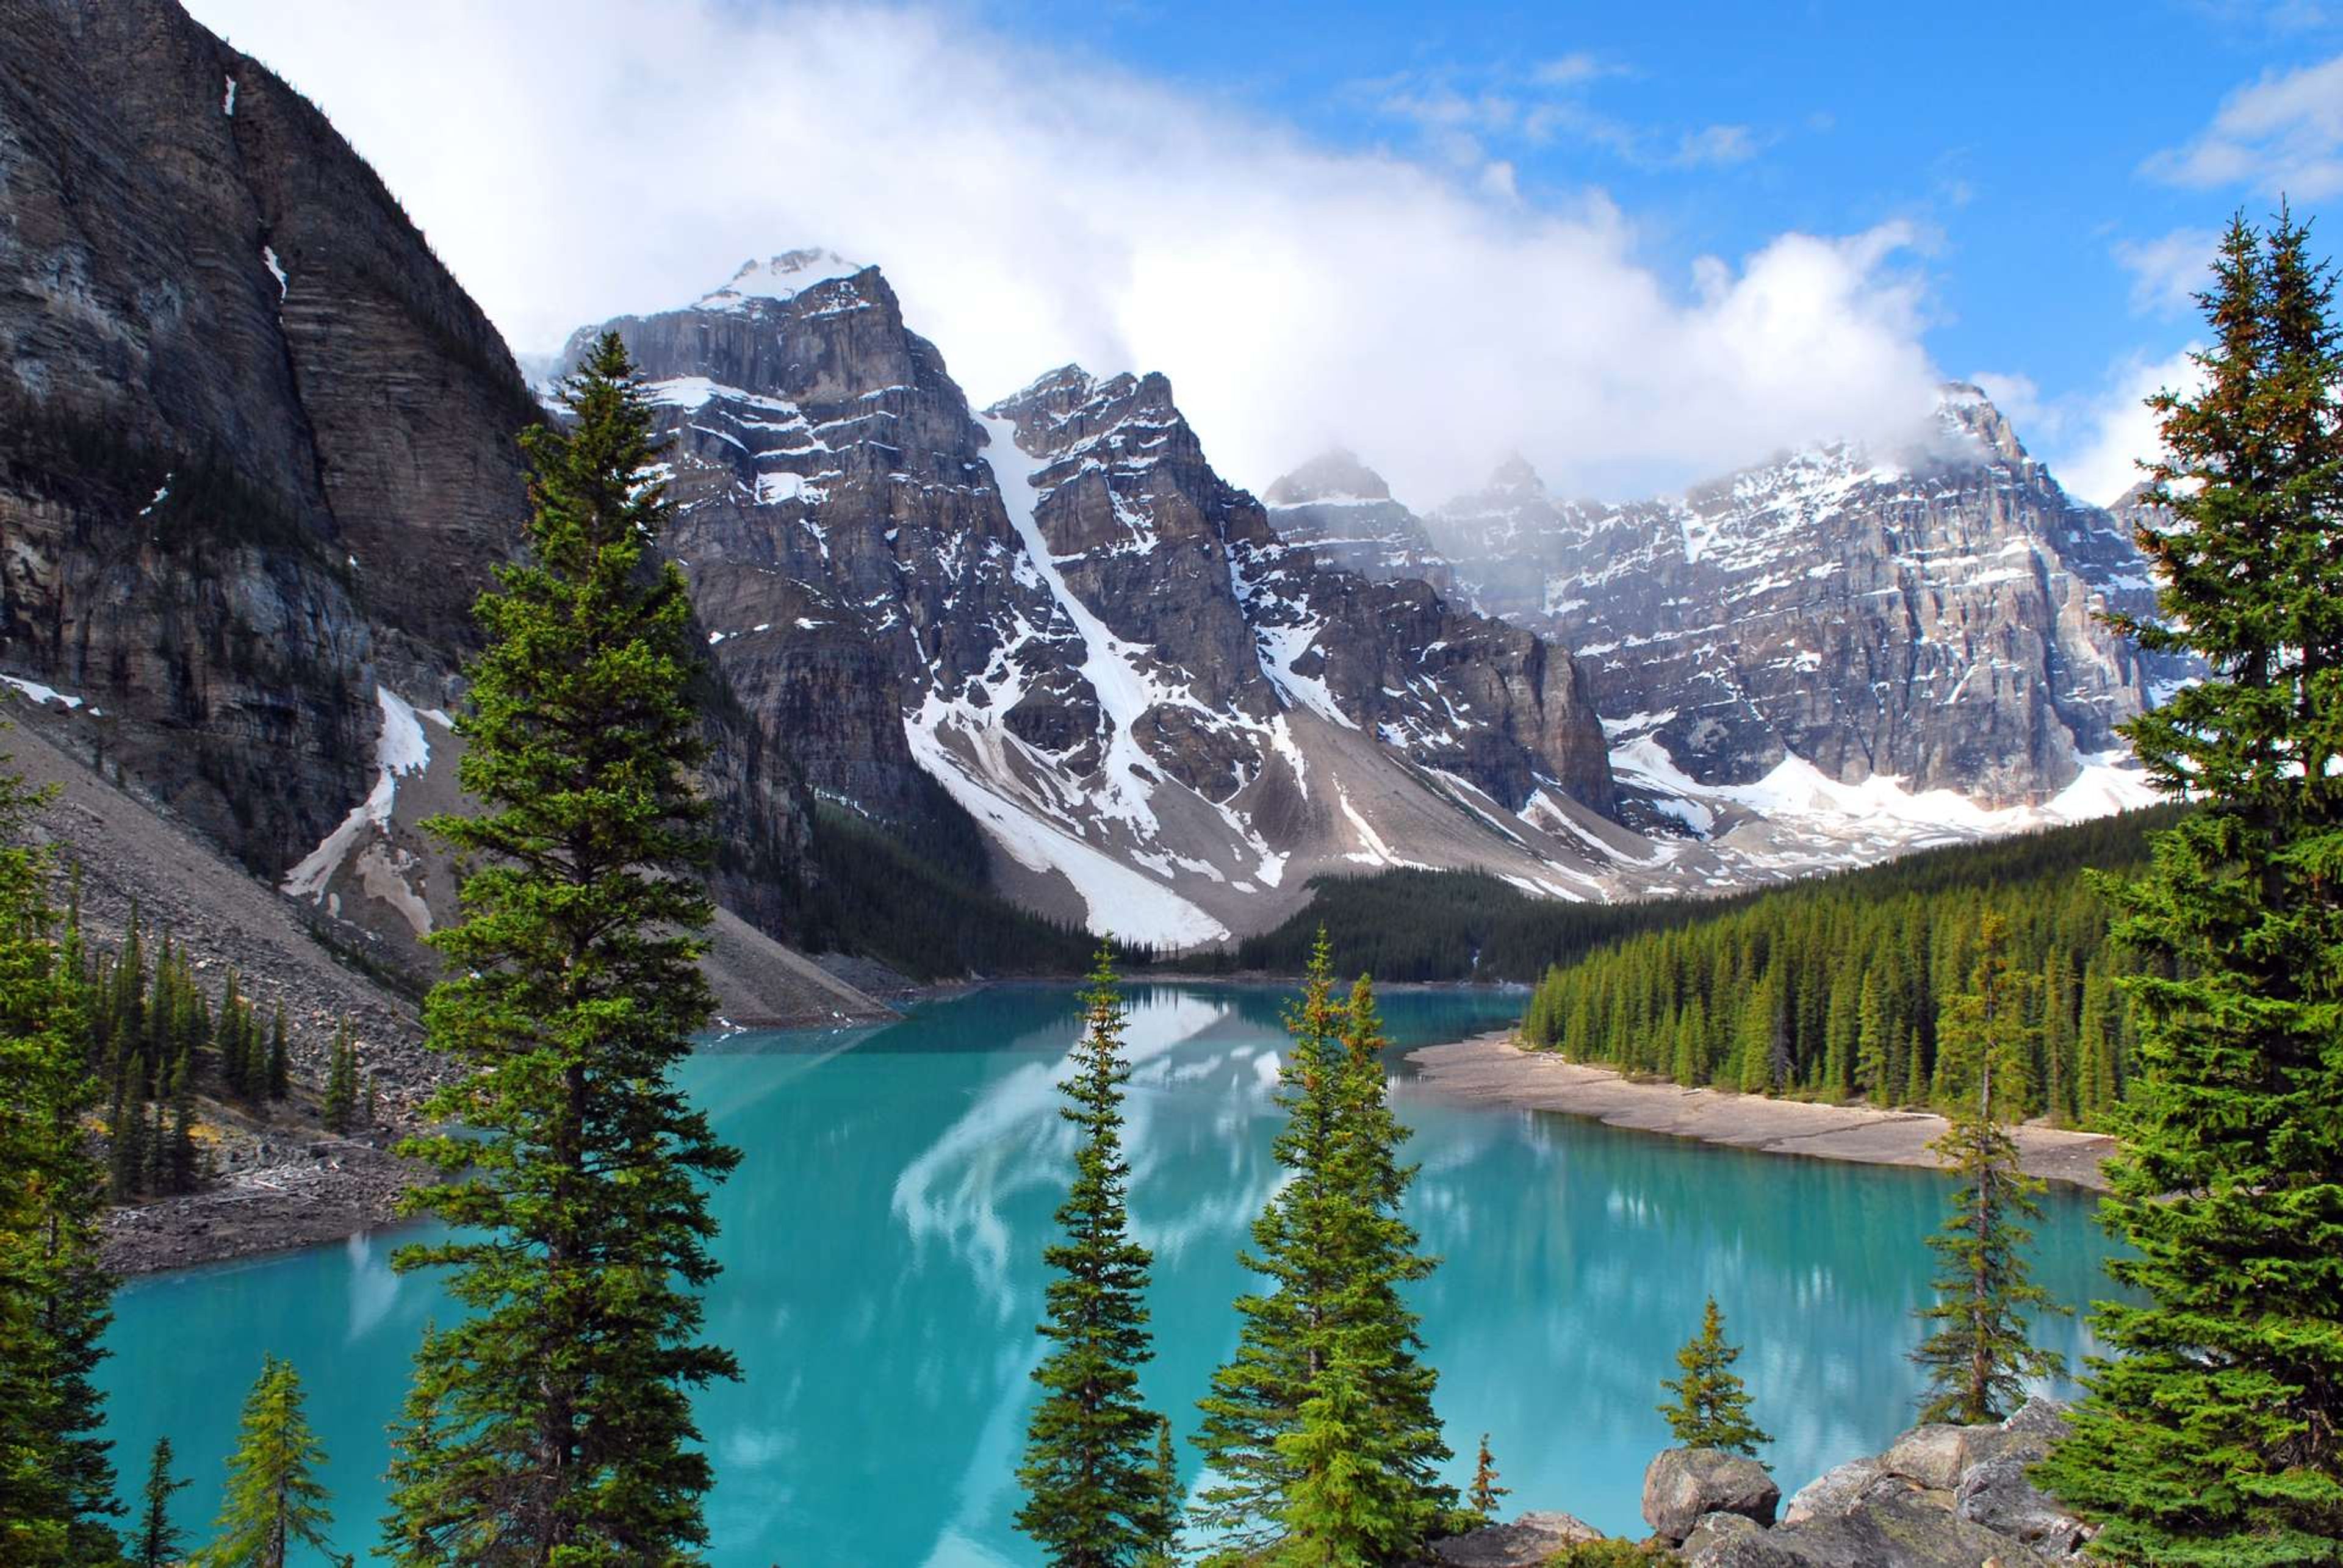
left=1671, top=124, right=1761, bottom=168
left=1530, top=52, right=1614, bottom=88
left=2113, top=228, right=2220, bottom=315
left=2146, top=52, right=2343, bottom=199
left=1982, top=350, right=2206, bottom=508
left=190, top=0, right=1942, bottom=503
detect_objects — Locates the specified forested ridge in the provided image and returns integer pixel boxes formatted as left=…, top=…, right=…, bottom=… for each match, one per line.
left=1517, top=804, right=2183, bottom=1126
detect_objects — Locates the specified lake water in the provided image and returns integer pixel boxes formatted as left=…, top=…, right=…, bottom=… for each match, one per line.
left=100, top=982, right=2123, bottom=1564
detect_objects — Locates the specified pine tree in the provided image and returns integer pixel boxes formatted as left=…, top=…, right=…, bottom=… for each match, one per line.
left=167, top=1051, right=200, bottom=1195
left=2039, top=210, right=2343, bottom=1563
left=1193, top=940, right=1348, bottom=1553
left=381, top=1325, right=465, bottom=1567
left=0, top=743, right=122, bottom=1564
left=1140, top=1419, right=1180, bottom=1568
left=382, top=332, right=739, bottom=1564
left=134, top=1434, right=190, bottom=1567
left=1303, top=973, right=1453, bottom=1548
left=1015, top=951, right=1170, bottom=1567
left=200, top=1355, right=339, bottom=1568
left=265, top=1003, right=289, bottom=1103
left=1658, top=1298, right=1769, bottom=1459
left=1853, top=969, right=1890, bottom=1106
left=319, top=1029, right=356, bottom=1135
left=1192, top=944, right=1453, bottom=1563
left=1467, top=1433, right=1508, bottom=1521
left=1910, top=916, right=2068, bottom=1424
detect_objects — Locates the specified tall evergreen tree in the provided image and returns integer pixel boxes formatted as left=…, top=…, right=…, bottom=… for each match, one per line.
left=1910, top=916, right=2067, bottom=1424
left=1300, top=974, right=1453, bottom=1549
left=2040, top=210, right=2343, bottom=1563
left=199, top=1355, right=339, bottom=1568
left=134, top=1434, right=190, bottom=1568
left=265, top=1003, right=289, bottom=1104
left=1193, top=939, right=1351, bottom=1553
left=381, top=332, right=740, bottom=1564
left=1193, top=945, right=1453, bottom=1564
left=0, top=739, right=121, bottom=1564
left=1015, top=952, right=1170, bottom=1567
left=319, top=1029, right=356, bottom=1136
left=1658, top=1298, right=1769, bottom=1458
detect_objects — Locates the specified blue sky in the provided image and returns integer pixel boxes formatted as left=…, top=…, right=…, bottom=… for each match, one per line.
left=1006, top=0, right=2339, bottom=401
left=196, top=0, right=2343, bottom=505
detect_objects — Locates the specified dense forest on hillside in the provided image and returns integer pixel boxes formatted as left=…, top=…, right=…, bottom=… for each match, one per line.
left=1228, top=805, right=2179, bottom=994
left=1514, top=805, right=2185, bottom=1126
left=1222, top=866, right=1702, bottom=981
left=783, top=800, right=1112, bottom=979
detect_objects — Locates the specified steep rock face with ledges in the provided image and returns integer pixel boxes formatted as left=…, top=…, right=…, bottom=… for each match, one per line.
left=1430, top=386, right=2186, bottom=810
left=572, top=275, right=1629, bottom=943
left=1262, top=447, right=1453, bottom=592
left=0, top=0, right=807, bottom=946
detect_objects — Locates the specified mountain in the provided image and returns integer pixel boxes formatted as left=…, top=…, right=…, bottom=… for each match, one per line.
left=0, top=0, right=816, bottom=974
left=1, top=0, right=2182, bottom=962
left=572, top=271, right=1635, bottom=944
left=1263, top=448, right=1453, bottom=590
left=1426, top=385, right=2186, bottom=817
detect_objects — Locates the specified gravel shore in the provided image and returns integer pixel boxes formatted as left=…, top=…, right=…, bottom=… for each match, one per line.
left=1408, top=1032, right=2117, bottom=1192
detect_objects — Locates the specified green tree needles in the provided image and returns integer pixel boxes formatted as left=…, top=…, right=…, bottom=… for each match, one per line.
left=1193, top=938, right=1453, bottom=1563
left=1910, top=914, right=2067, bottom=1426
left=198, top=1355, right=339, bottom=1568
left=1658, top=1297, right=1769, bottom=1458
left=2039, top=210, right=2343, bottom=1563
left=382, top=333, right=739, bottom=1564
left=1015, top=952, right=1175, bottom=1567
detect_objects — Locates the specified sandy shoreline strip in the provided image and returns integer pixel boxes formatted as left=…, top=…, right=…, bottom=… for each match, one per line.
left=1408, top=1032, right=2116, bottom=1192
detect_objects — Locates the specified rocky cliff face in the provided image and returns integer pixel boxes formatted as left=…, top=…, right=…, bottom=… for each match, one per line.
left=1429, top=386, right=2184, bottom=811
left=0, top=0, right=807, bottom=952
left=1264, top=448, right=1453, bottom=591
left=572, top=272, right=1629, bottom=942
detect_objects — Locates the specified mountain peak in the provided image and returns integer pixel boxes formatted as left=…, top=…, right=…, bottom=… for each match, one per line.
left=696, top=248, right=863, bottom=312
left=1265, top=447, right=1391, bottom=507
left=1931, top=381, right=2031, bottom=468
left=1487, top=452, right=1546, bottom=495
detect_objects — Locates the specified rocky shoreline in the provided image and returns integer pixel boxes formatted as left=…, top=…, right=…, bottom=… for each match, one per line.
left=1428, top=1397, right=2092, bottom=1566
left=103, top=1142, right=425, bottom=1278
left=1407, top=1032, right=2117, bottom=1192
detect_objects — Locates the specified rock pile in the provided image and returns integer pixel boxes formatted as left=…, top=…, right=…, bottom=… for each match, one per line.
left=1658, top=1396, right=2089, bottom=1566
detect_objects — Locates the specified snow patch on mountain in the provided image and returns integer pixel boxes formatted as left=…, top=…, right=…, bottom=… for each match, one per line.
left=281, top=687, right=430, bottom=903
left=697, top=249, right=863, bottom=312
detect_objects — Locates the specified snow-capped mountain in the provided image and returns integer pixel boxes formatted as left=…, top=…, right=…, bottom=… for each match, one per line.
left=566, top=268, right=1645, bottom=943
left=1425, top=384, right=2186, bottom=816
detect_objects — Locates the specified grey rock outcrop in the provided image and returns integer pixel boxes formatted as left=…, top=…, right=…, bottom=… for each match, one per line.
left=1265, top=448, right=1454, bottom=591
left=1428, top=1509, right=1603, bottom=1566
left=1685, top=1398, right=2089, bottom=1566
left=0, top=0, right=811, bottom=949
left=1429, top=386, right=2194, bottom=809
left=1644, top=1449, right=1782, bottom=1541
left=1780, top=1460, right=1884, bottom=1527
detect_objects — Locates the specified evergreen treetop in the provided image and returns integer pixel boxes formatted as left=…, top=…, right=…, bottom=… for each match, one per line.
left=2040, top=209, right=2343, bottom=1564
left=1911, top=916, right=2068, bottom=1425
left=198, top=1354, right=339, bottom=1568
left=0, top=739, right=120, bottom=1565
left=383, top=331, right=739, bottom=1563
left=1658, top=1298, right=1769, bottom=1459
left=1015, top=950, right=1171, bottom=1567
left=134, top=1434, right=190, bottom=1568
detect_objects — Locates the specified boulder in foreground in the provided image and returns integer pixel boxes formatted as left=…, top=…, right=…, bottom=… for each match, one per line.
left=1643, top=1448, right=1780, bottom=1542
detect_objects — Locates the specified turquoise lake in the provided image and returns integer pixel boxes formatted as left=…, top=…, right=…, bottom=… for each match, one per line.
left=99, top=982, right=2125, bottom=1564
